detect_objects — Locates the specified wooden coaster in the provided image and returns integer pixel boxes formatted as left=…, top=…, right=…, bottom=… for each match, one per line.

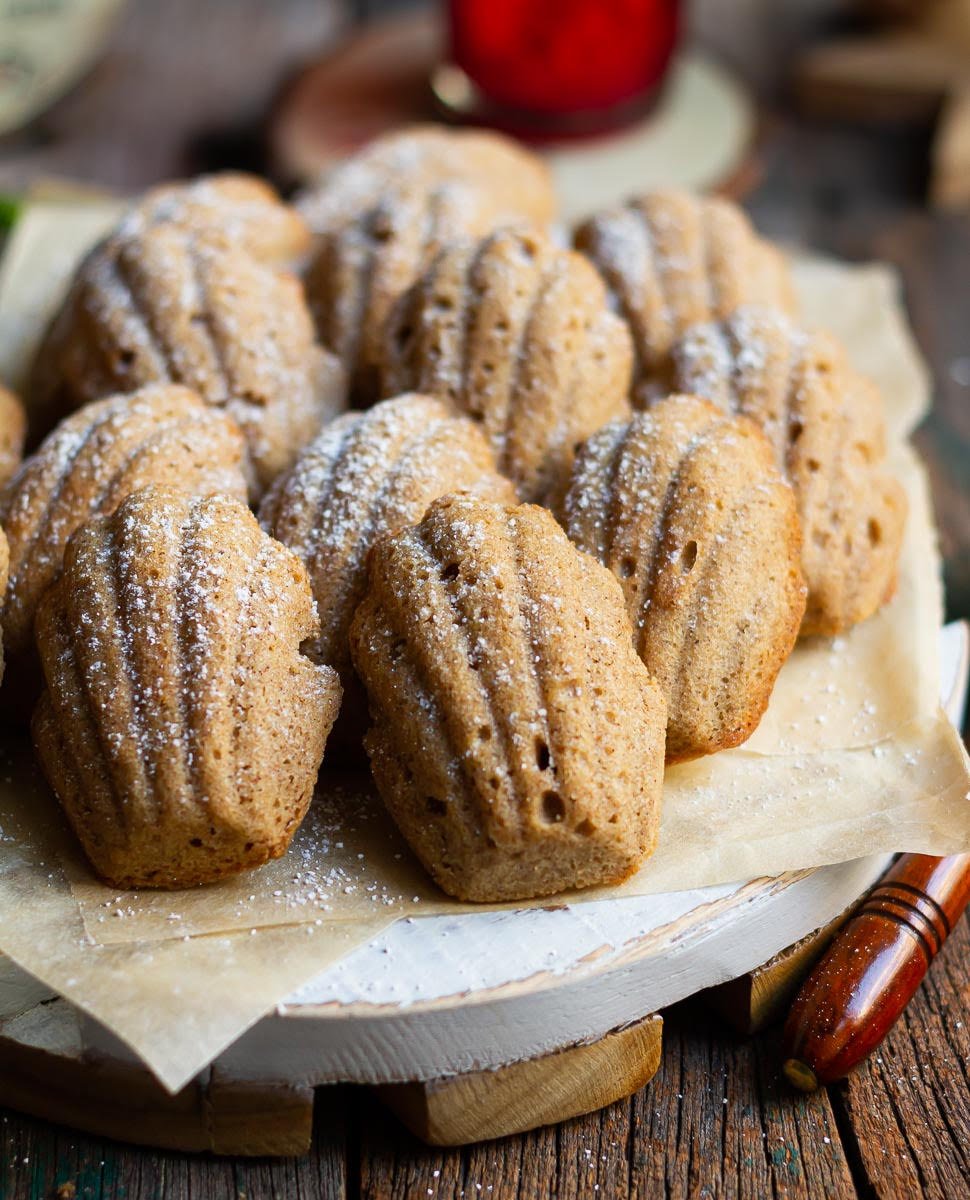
left=269, top=10, right=758, bottom=217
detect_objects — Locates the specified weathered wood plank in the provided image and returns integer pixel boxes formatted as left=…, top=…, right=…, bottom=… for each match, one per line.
left=623, top=1000, right=857, bottom=1199
left=353, top=1000, right=858, bottom=1199
left=0, top=1086, right=350, bottom=1200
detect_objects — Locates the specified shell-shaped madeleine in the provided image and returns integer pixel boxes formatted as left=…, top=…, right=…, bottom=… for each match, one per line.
left=297, top=124, right=555, bottom=237
left=29, top=224, right=346, bottom=490
left=303, top=181, right=490, bottom=403
left=350, top=494, right=666, bottom=902
left=561, top=395, right=806, bottom=763
left=671, top=307, right=907, bottom=635
left=33, top=487, right=341, bottom=889
left=300, top=128, right=554, bottom=404
left=260, top=394, right=514, bottom=714
left=123, top=172, right=312, bottom=267
left=0, top=384, right=249, bottom=658
left=381, top=226, right=633, bottom=502
left=0, top=384, right=26, bottom=489
left=574, top=190, right=795, bottom=394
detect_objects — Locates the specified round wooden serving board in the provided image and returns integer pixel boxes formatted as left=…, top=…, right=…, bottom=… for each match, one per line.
left=0, top=621, right=966, bottom=1153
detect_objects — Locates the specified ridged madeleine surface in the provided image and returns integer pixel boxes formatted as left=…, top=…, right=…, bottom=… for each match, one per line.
left=380, top=226, right=633, bottom=502
left=297, top=124, right=555, bottom=237
left=30, top=225, right=346, bottom=490
left=0, top=384, right=249, bottom=658
left=123, top=172, right=311, bottom=266
left=0, top=385, right=26, bottom=488
left=260, top=393, right=514, bottom=734
left=672, top=307, right=907, bottom=635
left=562, top=395, right=806, bottom=763
left=574, top=190, right=795, bottom=395
left=33, top=487, right=341, bottom=889
left=350, top=494, right=666, bottom=902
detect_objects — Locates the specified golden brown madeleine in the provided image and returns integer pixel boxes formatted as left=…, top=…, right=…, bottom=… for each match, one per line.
left=561, top=395, right=806, bottom=763
left=33, top=487, right=340, bottom=889
left=300, top=127, right=555, bottom=403
left=124, top=172, right=312, bottom=267
left=671, top=306, right=907, bottom=635
left=350, top=494, right=666, bottom=902
left=0, top=384, right=248, bottom=659
left=29, top=225, right=346, bottom=490
left=574, top=190, right=795, bottom=395
left=260, top=394, right=514, bottom=736
left=303, top=181, right=486, bottom=403
left=381, top=226, right=633, bottom=502
left=297, top=124, right=556, bottom=237
left=0, top=385, right=26, bottom=488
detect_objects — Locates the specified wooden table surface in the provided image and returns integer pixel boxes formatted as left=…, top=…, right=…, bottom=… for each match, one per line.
left=0, top=2, right=968, bottom=1198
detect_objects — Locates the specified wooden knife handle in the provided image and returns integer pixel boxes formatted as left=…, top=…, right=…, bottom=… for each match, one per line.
left=782, top=853, right=970, bottom=1089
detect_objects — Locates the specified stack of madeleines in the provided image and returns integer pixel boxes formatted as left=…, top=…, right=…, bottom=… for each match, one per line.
left=0, top=126, right=906, bottom=901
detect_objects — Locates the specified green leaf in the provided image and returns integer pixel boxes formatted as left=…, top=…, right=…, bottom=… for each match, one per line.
left=0, top=195, right=22, bottom=232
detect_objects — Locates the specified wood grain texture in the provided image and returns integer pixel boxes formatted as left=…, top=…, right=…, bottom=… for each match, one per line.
left=379, top=1016, right=662, bottom=1145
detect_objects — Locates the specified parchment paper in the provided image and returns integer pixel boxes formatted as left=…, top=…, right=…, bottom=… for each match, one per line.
left=0, top=202, right=967, bottom=1094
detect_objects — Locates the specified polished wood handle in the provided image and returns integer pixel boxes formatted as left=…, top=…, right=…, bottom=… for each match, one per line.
left=782, top=852, right=970, bottom=1090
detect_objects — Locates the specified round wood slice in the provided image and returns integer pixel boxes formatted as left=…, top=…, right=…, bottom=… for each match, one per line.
left=268, top=9, right=758, bottom=214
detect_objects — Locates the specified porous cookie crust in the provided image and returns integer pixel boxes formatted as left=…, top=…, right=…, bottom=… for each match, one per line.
left=561, top=395, right=806, bottom=763
left=300, top=127, right=556, bottom=403
left=671, top=306, right=907, bottom=635
left=260, top=393, right=514, bottom=736
left=350, top=494, right=666, bottom=902
left=33, top=487, right=341, bottom=889
left=0, top=384, right=249, bottom=658
left=303, top=181, right=492, bottom=403
left=30, top=225, right=346, bottom=492
left=297, top=124, right=555, bottom=237
left=574, top=190, right=795, bottom=394
left=0, top=385, right=26, bottom=489
left=124, top=172, right=311, bottom=267
left=380, top=226, right=633, bottom=502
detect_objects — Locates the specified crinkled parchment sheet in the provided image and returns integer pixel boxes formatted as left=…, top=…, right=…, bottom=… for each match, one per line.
left=0, top=203, right=967, bottom=1093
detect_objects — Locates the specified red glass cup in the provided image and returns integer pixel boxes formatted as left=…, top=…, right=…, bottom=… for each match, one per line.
left=445, top=0, right=681, bottom=137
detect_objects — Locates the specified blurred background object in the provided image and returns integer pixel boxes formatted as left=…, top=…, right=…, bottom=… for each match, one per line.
left=441, top=0, right=680, bottom=135
left=797, top=0, right=970, bottom=208
left=0, top=0, right=124, bottom=137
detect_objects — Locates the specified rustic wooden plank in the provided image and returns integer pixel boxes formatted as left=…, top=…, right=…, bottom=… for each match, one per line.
left=833, top=914, right=970, bottom=1200
left=0, top=1085, right=350, bottom=1199
left=354, top=1001, right=858, bottom=1199
left=621, top=999, right=858, bottom=1198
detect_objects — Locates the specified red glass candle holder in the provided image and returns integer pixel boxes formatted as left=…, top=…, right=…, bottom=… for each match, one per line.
left=443, top=0, right=681, bottom=137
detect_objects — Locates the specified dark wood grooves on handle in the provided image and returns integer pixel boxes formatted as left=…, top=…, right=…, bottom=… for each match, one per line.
left=782, top=853, right=970, bottom=1089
